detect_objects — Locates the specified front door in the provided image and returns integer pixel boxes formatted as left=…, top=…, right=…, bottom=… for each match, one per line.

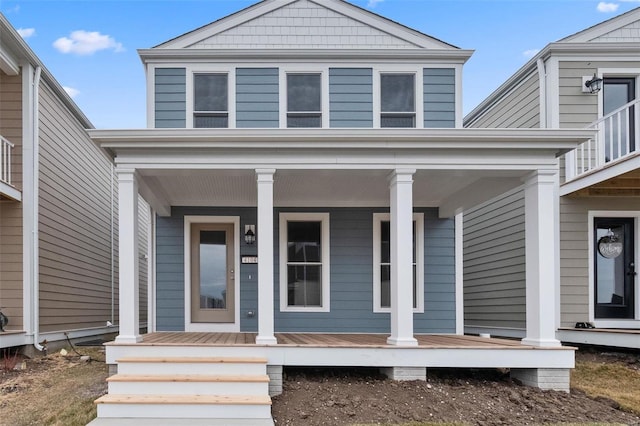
left=191, top=223, right=235, bottom=323
left=594, top=217, right=635, bottom=319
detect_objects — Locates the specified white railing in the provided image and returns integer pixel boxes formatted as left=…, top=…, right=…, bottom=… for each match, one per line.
left=0, top=135, right=14, bottom=186
left=565, top=99, right=640, bottom=181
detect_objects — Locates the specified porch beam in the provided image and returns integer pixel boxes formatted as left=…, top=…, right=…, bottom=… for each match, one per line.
left=522, top=169, right=561, bottom=347
left=387, top=169, right=418, bottom=346
left=256, top=169, right=277, bottom=345
left=115, top=169, right=142, bottom=344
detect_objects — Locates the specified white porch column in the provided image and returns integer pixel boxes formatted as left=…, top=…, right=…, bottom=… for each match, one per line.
left=387, top=169, right=418, bottom=346
left=256, top=169, right=277, bottom=345
left=115, top=169, right=142, bottom=343
left=522, top=169, right=561, bottom=347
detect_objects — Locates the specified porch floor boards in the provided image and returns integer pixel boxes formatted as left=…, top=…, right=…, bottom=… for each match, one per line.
left=131, top=332, right=535, bottom=349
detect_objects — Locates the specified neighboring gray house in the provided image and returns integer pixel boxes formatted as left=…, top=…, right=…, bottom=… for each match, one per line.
left=464, top=7, right=640, bottom=349
left=87, top=0, right=590, bottom=423
left=0, top=14, right=149, bottom=352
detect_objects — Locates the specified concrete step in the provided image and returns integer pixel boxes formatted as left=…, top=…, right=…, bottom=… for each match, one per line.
left=95, top=394, right=272, bottom=419
left=107, top=374, right=270, bottom=395
left=116, top=357, right=268, bottom=375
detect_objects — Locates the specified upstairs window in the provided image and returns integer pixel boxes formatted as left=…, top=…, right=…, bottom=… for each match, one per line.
left=194, top=73, right=228, bottom=128
left=381, top=73, right=415, bottom=128
left=287, top=73, right=322, bottom=128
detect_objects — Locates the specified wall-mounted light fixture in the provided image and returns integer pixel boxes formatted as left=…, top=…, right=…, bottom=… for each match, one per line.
left=244, top=225, right=256, bottom=245
left=583, top=73, right=603, bottom=94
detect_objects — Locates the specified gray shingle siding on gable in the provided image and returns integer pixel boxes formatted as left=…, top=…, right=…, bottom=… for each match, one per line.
left=154, top=68, right=186, bottom=128
left=329, top=68, right=373, bottom=128
left=423, top=68, right=455, bottom=128
left=155, top=207, right=456, bottom=333
left=236, top=68, right=280, bottom=128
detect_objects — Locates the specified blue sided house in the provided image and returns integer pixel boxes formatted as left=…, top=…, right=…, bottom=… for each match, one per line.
left=87, top=1, right=592, bottom=424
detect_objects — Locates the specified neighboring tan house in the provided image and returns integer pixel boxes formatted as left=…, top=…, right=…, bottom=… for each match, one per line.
left=0, top=14, right=149, bottom=353
left=464, top=8, right=640, bottom=349
left=87, top=1, right=591, bottom=423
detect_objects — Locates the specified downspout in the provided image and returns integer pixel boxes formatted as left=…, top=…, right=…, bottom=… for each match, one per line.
left=110, top=163, right=115, bottom=325
left=32, top=65, right=43, bottom=352
left=536, top=58, right=547, bottom=129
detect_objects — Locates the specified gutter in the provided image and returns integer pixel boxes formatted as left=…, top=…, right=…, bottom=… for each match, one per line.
left=31, top=65, right=43, bottom=352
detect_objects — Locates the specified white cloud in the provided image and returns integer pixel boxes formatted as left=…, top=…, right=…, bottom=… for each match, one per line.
left=367, top=0, right=384, bottom=8
left=17, top=28, right=35, bottom=39
left=63, top=86, right=80, bottom=98
left=597, top=2, right=619, bottom=12
left=53, top=30, right=124, bottom=55
left=523, top=49, right=540, bottom=58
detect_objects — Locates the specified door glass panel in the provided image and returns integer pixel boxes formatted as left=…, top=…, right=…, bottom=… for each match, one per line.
left=603, top=78, right=636, bottom=161
left=199, top=230, right=227, bottom=309
left=594, top=218, right=635, bottom=319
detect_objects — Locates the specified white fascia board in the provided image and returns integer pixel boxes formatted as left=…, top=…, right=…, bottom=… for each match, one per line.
left=138, top=48, right=474, bottom=64
left=89, top=128, right=593, bottom=151
left=0, top=44, right=19, bottom=75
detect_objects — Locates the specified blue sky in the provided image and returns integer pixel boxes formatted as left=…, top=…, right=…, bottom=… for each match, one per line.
left=3, top=0, right=639, bottom=128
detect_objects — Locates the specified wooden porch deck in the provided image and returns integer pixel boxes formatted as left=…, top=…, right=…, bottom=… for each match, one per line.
left=132, top=332, right=536, bottom=349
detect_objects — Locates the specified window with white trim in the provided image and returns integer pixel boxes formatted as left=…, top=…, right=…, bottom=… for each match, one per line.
left=194, top=73, right=228, bottom=128
left=279, top=213, right=330, bottom=312
left=373, top=213, right=424, bottom=312
left=380, top=73, right=416, bottom=128
left=287, top=73, right=322, bottom=128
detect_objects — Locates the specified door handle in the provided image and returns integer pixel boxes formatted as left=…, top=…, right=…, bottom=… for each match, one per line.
left=627, top=262, right=637, bottom=276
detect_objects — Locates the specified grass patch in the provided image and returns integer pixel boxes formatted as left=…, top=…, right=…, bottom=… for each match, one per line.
left=572, top=358, right=640, bottom=415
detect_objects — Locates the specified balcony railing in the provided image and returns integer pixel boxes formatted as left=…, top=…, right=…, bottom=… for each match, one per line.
left=0, top=135, right=14, bottom=187
left=565, top=99, right=640, bottom=181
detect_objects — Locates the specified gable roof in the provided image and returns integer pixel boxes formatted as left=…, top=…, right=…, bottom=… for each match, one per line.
left=560, top=7, right=640, bottom=43
left=154, top=0, right=458, bottom=51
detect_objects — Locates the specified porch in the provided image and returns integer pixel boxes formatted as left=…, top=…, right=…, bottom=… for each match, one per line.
left=104, top=331, right=575, bottom=391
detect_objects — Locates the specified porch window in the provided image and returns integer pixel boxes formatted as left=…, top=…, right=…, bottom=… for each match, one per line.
left=381, top=73, right=415, bottom=128
left=279, top=213, right=330, bottom=312
left=372, top=213, right=424, bottom=313
left=287, top=73, right=322, bottom=128
left=194, top=73, right=228, bottom=128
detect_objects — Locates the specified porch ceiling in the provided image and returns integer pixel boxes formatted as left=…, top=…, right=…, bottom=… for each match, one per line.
left=137, top=168, right=527, bottom=217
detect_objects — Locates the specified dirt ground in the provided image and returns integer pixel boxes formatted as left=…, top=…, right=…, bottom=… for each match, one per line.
left=1, top=345, right=639, bottom=425
left=271, top=349, right=640, bottom=425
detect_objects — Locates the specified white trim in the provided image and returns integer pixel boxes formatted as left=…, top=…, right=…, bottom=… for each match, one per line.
left=547, top=57, right=560, bottom=129
left=375, top=66, right=423, bottom=129
left=147, top=207, right=156, bottom=333
left=0, top=332, right=30, bottom=348
left=279, top=212, right=331, bottom=313
left=455, top=212, right=464, bottom=335
left=0, top=181, right=21, bottom=201
left=146, top=64, right=154, bottom=128
left=185, top=65, right=236, bottom=129
left=372, top=212, right=424, bottom=313
left=454, top=64, right=463, bottom=128
left=536, top=58, right=547, bottom=129
left=465, top=325, right=526, bottom=339
left=256, top=169, right=277, bottom=344
left=184, top=215, right=241, bottom=332
left=558, top=328, right=640, bottom=349
left=587, top=210, right=640, bottom=325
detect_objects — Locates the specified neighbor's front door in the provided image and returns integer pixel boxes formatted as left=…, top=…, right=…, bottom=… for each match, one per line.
left=594, top=217, right=635, bottom=319
left=191, top=223, right=235, bottom=323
